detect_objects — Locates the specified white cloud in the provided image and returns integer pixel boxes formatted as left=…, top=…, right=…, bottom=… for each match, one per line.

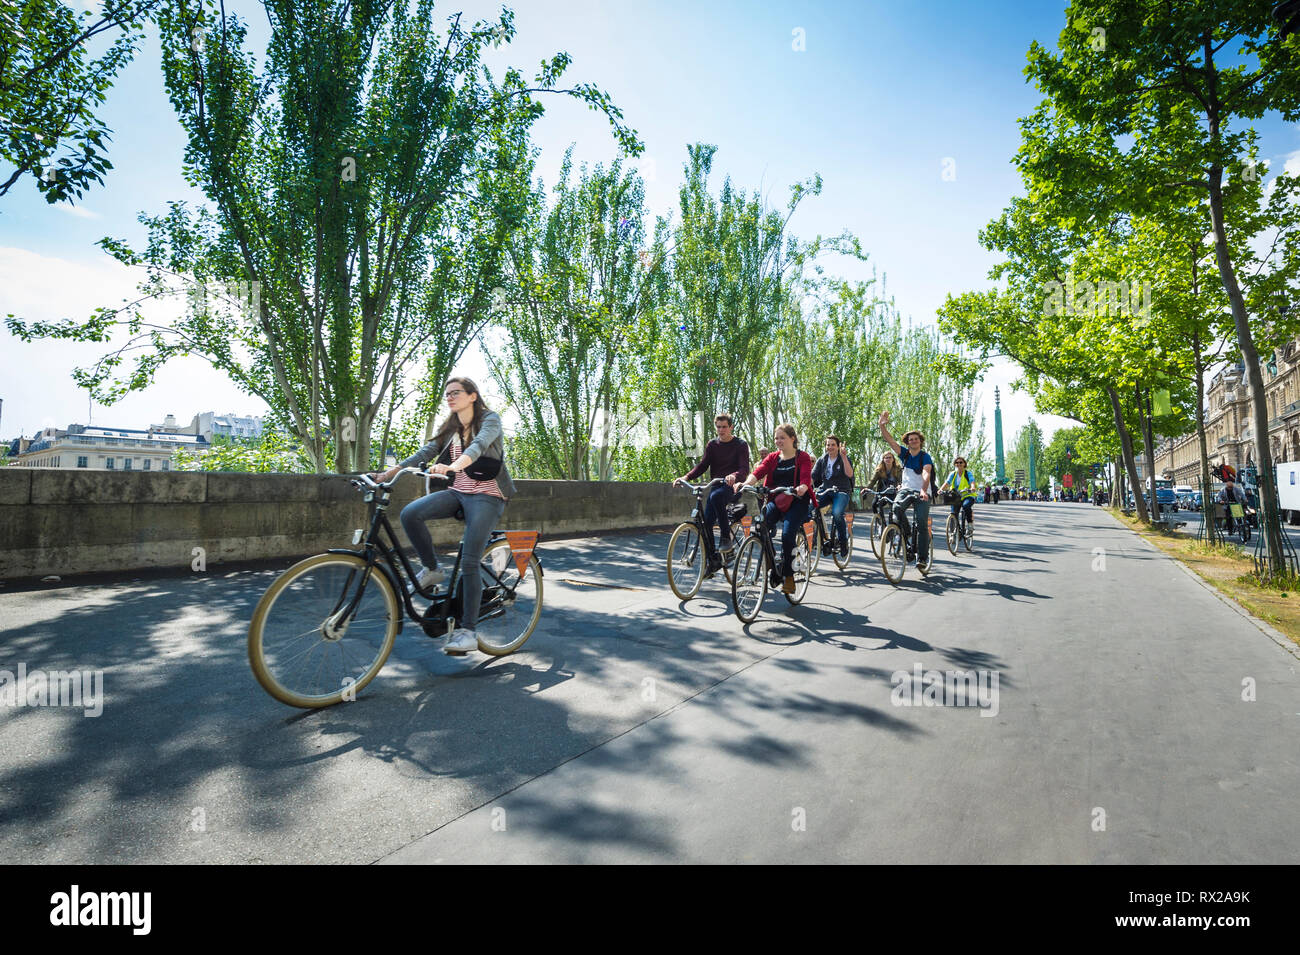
left=0, top=247, right=268, bottom=438
left=53, top=203, right=99, bottom=219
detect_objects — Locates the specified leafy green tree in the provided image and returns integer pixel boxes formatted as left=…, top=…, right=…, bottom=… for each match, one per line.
left=172, top=429, right=311, bottom=472
left=7, top=1, right=639, bottom=475
left=0, top=0, right=160, bottom=203
left=486, top=150, right=660, bottom=479
left=1022, top=0, right=1300, bottom=571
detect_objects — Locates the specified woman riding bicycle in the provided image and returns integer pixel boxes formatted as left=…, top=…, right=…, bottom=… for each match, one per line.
left=741, top=423, right=813, bottom=594
left=370, top=376, right=514, bottom=655
left=939, top=456, right=977, bottom=531
left=811, top=435, right=854, bottom=557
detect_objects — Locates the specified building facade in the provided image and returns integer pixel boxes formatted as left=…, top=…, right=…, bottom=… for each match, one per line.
left=1154, top=342, right=1300, bottom=487
left=7, top=424, right=207, bottom=470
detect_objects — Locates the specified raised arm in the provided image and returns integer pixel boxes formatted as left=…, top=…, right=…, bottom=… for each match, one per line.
left=878, top=411, right=901, bottom=456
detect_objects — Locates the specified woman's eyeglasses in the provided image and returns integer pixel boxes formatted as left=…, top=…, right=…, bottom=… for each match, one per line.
left=444, top=390, right=465, bottom=399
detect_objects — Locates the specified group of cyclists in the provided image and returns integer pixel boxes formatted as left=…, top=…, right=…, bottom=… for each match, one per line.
left=672, top=410, right=980, bottom=591
left=365, top=375, right=983, bottom=654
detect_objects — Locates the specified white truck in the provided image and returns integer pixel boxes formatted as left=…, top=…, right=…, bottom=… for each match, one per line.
left=1275, top=462, right=1300, bottom=524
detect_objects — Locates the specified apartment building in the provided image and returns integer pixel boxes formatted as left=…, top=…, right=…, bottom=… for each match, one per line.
left=1154, top=342, right=1300, bottom=486
left=7, top=424, right=207, bottom=470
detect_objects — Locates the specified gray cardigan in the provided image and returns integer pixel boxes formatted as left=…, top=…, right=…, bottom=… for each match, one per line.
left=400, top=410, right=516, bottom=498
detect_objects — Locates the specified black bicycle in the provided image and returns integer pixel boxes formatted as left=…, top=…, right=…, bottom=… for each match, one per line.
left=730, top=485, right=813, bottom=623
left=248, top=468, right=544, bottom=708
left=943, top=491, right=974, bottom=554
left=808, top=485, right=854, bottom=573
left=877, top=487, right=934, bottom=584
left=860, top=486, right=896, bottom=558
left=667, top=478, right=746, bottom=598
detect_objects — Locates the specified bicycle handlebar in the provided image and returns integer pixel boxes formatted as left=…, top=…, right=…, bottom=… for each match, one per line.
left=674, top=477, right=731, bottom=494
left=740, top=484, right=799, bottom=499
left=351, top=466, right=433, bottom=491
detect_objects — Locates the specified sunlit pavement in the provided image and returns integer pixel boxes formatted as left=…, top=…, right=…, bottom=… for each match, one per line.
left=2, top=502, right=1298, bottom=863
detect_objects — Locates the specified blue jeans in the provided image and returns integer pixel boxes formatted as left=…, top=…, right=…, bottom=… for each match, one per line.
left=702, top=483, right=739, bottom=552
left=763, top=496, right=810, bottom=573
left=821, top=490, right=850, bottom=546
left=400, top=488, right=506, bottom=628
left=897, top=495, right=931, bottom=559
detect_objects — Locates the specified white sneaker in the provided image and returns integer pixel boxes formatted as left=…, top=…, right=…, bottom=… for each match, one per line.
left=443, top=628, right=478, bottom=654
left=408, top=565, right=446, bottom=594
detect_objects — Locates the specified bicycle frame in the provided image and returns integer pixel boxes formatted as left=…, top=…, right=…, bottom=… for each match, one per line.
left=332, top=477, right=535, bottom=638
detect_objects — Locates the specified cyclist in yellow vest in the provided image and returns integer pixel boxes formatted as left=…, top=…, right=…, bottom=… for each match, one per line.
left=939, top=456, right=978, bottom=532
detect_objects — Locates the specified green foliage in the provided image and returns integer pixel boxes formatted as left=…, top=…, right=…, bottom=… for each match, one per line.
left=172, top=430, right=311, bottom=472
left=0, top=0, right=159, bottom=203
left=486, top=148, right=660, bottom=480
left=609, top=444, right=692, bottom=483
left=7, top=1, right=639, bottom=476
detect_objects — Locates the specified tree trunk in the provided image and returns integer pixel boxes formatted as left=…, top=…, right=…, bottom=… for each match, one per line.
left=1206, top=109, right=1284, bottom=572
left=1191, top=325, right=1217, bottom=540
left=1107, top=384, right=1148, bottom=521
left=1139, top=385, right=1159, bottom=521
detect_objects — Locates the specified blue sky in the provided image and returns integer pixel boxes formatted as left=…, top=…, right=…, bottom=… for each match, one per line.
left=3, top=0, right=1298, bottom=462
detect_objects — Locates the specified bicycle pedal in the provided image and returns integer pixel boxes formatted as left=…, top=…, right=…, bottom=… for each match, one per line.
left=444, top=649, right=470, bottom=657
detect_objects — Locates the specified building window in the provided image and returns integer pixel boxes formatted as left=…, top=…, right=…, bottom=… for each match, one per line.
left=124, top=458, right=132, bottom=470
left=162, top=460, right=170, bottom=471
left=77, top=456, right=88, bottom=468
left=144, top=458, right=152, bottom=471
left=106, top=457, right=115, bottom=469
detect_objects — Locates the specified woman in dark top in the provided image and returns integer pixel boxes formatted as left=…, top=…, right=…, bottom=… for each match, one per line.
left=811, top=435, right=854, bottom=557
left=742, top=423, right=813, bottom=593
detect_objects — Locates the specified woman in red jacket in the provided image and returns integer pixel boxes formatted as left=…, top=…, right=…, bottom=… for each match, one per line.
left=741, top=423, right=813, bottom=593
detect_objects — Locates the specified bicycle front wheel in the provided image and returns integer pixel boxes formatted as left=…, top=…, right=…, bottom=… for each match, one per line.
left=731, top=535, right=767, bottom=623
left=248, top=553, right=399, bottom=708
left=945, top=512, right=959, bottom=555
left=917, top=526, right=936, bottom=577
left=785, top=529, right=812, bottom=605
left=963, top=518, right=974, bottom=552
left=808, top=522, right=822, bottom=575
left=475, top=539, right=544, bottom=656
left=833, top=524, right=853, bottom=571
left=880, top=524, right=906, bottom=584
left=667, top=522, right=704, bottom=601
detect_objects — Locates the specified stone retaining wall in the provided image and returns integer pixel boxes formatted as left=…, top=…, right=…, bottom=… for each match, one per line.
left=0, top=470, right=693, bottom=580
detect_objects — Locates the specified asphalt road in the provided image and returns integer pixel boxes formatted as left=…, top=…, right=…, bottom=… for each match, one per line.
left=2, top=502, right=1297, bottom=863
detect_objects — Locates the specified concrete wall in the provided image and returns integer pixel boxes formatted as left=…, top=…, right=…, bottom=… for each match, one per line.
left=0, top=470, right=695, bottom=580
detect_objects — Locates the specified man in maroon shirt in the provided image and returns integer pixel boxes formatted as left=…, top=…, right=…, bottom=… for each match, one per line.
left=674, top=414, right=751, bottom=576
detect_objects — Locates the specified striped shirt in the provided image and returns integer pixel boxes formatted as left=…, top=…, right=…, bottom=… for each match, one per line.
left=450, top=434, right=504, bottom=498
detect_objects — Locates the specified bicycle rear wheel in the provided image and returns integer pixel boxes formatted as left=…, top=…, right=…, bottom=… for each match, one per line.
left=667, top=522, right=705, bottom=601
left=248, top=553, right=399, bottom=708
left=785, top=530, right=812, bottom=604
left=945, top=512, right=959, bottom=555
left=731, top=535, right=767, bottom=623
left=475, top=539, right=544, bottom=656
left=879, top=524, right=906, bottom=584
left=869, top=513, right=885, bottom=558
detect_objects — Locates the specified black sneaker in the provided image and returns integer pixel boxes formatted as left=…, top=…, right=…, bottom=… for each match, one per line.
left=769, top=564, right=783, bottom=589
left=719, top=535, right=735, bottom=557
left=821, top=542, right=832, bottom=557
